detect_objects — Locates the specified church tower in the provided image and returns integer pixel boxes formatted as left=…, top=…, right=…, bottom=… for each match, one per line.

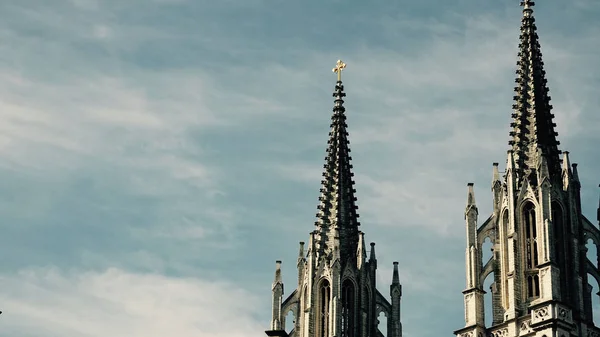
left=454, top=2, right=600, bottom=337
left=265, top=61, right=402, bottom=337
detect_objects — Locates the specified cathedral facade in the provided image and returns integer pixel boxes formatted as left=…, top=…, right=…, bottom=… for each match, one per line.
left=454, top=1, right=600, bottom=337
left=265, top=61, right=402, bottom=337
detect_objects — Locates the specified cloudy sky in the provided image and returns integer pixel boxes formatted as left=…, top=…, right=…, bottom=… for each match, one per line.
left=0, top=0, right=599, bottom=336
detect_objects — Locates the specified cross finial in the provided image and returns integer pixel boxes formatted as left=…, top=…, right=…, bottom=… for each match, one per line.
left=332, top=60, right=346, bottom=82
left=520, top=0, right=535, bottom=10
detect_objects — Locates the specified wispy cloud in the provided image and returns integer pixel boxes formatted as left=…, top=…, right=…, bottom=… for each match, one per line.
left=0, top=267, right=264, bottom=337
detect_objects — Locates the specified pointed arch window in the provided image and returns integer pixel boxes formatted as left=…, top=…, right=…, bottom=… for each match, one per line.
left=502, top=210, right=510, bottom=308
left=523, top=202, right=540, bottom=298
left=552, top=201, right=568, bottom=298
left=318, top=280, right=331, bottom=337
left=303, top=286, right=309, bottom=312
left=300, top=286, right=308, bottom=337
left=341, top=279, right=356, bottom=337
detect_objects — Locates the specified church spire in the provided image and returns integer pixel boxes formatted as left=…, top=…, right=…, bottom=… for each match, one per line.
left=266, top=61, right=402, bottom=337
left=314, top=60, right=360, bottom=264
left=456, top=3, right=600, bottom=337
left=509, top=0, right=561, bottom=185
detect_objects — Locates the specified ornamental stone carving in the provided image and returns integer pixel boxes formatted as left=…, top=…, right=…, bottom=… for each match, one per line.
left=534, top=307, right=549, bottom=320
left=520, top=319, right=532, bottom=334
left=491, top=327, right=509, bottom=337
left=459, top=331, right=473, bottom=337
left=557, top=306, right=571, bottom=321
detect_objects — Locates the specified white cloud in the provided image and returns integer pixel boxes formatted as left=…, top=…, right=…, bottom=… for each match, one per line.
left=0, top=267, right=265, bottom=337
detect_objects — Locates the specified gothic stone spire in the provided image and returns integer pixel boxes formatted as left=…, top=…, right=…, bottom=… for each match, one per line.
left=456, top=3, right=600, bottom=337
left=315, top=60, right=360, bottom=264
left=266, top=61, right=402, bottom=337
left=509, top=0, right=561, bottom=185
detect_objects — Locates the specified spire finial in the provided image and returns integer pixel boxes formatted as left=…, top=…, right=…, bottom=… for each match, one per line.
left=466, top=183, right=476, bottom=207
left=298, top=242, right=305, bottom=260
left=274, top=260, right=282, bottom=284
left=392, top=261, right=400, bottom=285
left=332, top=59, right=347, bottom=82
left=521, top=0, right=535, bottom=10
left=369, top=242, right=377, bottom=261
left=492, top=162, right=500, bottom=183
left=521, top=0, right=535, bottom=17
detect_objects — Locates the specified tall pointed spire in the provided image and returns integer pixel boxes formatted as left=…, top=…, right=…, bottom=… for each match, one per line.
left=456, top=3, right=600, bottom=337
left=509, top=0, right=561, bottom=184
left=266, top=61, right=403, bottom=337
left=314, top=60, right=360, bottom=264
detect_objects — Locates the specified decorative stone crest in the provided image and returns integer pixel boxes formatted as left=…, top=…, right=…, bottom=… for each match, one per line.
left=459, top=331, right=474, bottom=337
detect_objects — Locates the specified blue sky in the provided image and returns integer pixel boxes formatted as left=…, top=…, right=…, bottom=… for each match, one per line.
left=0, top=0, right=599, bottom=336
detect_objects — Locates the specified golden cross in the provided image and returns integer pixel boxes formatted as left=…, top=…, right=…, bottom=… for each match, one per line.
left=332, top=60, right=346, bottom=81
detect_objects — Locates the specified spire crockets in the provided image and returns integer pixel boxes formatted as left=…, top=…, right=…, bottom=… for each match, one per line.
left=314, top=60, right=360, bottom=264
left=509, top=0, right=561, bottom=184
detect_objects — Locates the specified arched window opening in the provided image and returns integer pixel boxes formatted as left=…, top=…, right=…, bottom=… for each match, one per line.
left=502, top=211, right=510, bottom=307
left=524, top=203, right=537, bottom=269
left=524, top=275, right=541, bottom=298
left=484, top=273, right=494, bottom=327
left=553, top=202, right=567, bottom=297
left=303, top=286, right=309, bottom=312
left=587, top=238, right=599, bottom=269
left=523, top=202, right=540, bottom=299
left=377, top=310, right=388, bottom=337
left=482, top=237, right=494, bottom=267
left=285, top=309, right=295, bottom=334
left=318, top=280, right=331, bottom=337
left=341, top=280, right=356, bottom=337
left=365, top=288, right=372, bottom=332
left=299, top=287, right=308, bottom=337
left=588, top=274, right=600, bottom=326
